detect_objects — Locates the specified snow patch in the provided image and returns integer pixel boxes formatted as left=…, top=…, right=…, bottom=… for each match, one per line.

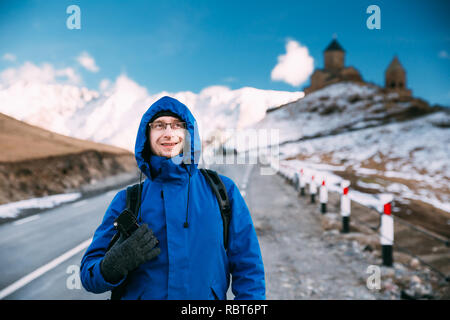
left=0, top=193, right=81, bottom=219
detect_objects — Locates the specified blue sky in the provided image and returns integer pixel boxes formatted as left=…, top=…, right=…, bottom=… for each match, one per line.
left=1, top=0, right=449, bottom=105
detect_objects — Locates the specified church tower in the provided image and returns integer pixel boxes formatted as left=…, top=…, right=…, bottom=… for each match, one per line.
left=304, top=37, right=363, bottom=95
left=385, top=56, right=411, bottom=96
left=324, top=38, right=345, bottom=72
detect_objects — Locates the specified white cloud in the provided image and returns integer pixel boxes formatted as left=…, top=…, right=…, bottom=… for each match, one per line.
left=76, top=51, right=99, bottom=72
left=2, top=53, right=16, bottom=62
left=271, top=40, right=314, bottom=87
left=0, top=61, right=81, bottom=86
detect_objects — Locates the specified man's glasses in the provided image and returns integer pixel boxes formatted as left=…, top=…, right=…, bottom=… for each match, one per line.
left=149, top=121, right=186, bottom=131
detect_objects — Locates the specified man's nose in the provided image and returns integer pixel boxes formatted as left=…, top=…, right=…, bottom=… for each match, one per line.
left=161, top=125, right=175, bottom=136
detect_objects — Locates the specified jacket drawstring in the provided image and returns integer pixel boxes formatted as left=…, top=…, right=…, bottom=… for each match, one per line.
left=137, top=170, right=143, bottom=223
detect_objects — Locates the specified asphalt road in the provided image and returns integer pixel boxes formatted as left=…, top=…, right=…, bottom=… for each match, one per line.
left=0, top=189, right=119, bottom=300
left=0, top=158, right=254, bottom=300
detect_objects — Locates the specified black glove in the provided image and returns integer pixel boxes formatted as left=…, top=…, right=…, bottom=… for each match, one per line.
left=100, top=224, right=160, bottom=284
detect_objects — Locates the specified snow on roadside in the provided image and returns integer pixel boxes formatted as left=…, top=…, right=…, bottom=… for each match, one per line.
left=0, top=192, right=81, bottom=219
left=276, top=159, right=385, bottom=212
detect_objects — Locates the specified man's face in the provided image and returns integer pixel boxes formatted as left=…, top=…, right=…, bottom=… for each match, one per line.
left=149, top=116, right=186, bottom=158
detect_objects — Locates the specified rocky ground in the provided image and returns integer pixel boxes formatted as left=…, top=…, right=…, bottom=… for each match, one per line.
left=249, top=165, right=449, bottom=299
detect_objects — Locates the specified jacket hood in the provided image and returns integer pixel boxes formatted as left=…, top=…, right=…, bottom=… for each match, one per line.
left=135, top=96, right=202, bottom=179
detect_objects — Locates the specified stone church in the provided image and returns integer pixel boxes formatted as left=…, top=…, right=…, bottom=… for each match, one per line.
left=304, top=38, right=411, bottom=97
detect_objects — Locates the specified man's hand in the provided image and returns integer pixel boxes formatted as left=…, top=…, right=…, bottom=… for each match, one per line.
left=100, top=224, right=160, bottom=284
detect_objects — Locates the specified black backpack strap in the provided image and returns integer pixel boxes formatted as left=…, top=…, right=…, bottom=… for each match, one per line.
left=126, top=183, right=142, bottom=217
left=107, top=183, right=142, bottom=252
left=200, top=168, right=232, bottom=250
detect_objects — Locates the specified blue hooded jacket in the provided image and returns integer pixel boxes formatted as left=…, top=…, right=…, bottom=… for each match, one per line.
left=80, top=96, right=266, bottom=300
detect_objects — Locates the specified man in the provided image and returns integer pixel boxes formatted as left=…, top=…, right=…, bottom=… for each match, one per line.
left=80, top=96, right=265, bottom=300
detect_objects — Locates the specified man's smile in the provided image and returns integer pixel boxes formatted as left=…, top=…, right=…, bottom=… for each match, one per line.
left=159, top=141, right=180, bottom=149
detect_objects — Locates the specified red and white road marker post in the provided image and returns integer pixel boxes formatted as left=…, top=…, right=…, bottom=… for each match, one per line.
left=340, top=180, right=351, bottom=233
left=380, top=194, right=394, bottom=267
left=319, top=179, right=328, bottom=214
left=310, top=175, right=317, bottom=203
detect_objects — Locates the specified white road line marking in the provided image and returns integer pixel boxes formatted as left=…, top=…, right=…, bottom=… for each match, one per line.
left=238, top=165, right=253, bottom=197
left=13, top=215, right=40, bottom=226
left=0, top=238, right=92, bottom=300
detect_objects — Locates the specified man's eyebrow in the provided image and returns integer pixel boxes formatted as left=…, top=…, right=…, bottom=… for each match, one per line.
left=153, top=120, right=184, bottom=123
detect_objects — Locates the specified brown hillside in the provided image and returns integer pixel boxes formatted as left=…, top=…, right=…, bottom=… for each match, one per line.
left=0, top=112, right=130, bottom=162
left=0, top=113, right=137, bottom=205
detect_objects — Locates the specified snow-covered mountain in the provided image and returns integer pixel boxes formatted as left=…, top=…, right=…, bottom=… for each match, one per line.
left=0, top=73, right=303, bottom=151
left=0, top=80, right=99, bottom=136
